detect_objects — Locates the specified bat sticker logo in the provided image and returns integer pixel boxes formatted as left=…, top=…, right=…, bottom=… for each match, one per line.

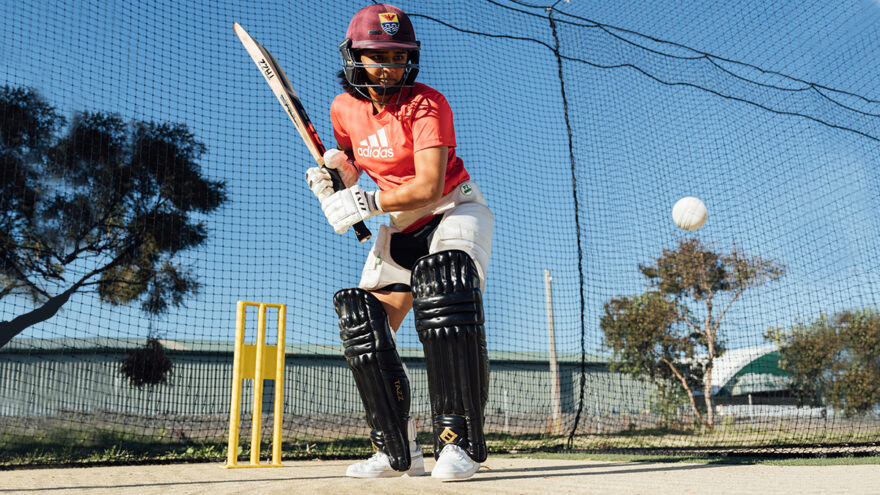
left=258, top=59, right=275, bottom=80
left=379, top=13, right=399, bottom=36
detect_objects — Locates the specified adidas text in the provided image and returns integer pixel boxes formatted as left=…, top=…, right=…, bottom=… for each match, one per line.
left=357, top=147, right=395, bottom=159
left=357, top=128, right=394, bottom=159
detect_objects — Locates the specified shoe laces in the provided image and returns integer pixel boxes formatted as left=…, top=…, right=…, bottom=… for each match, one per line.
left=439, top=444, right=468, bottom=460
left=364, top=450, right=390, bottom=467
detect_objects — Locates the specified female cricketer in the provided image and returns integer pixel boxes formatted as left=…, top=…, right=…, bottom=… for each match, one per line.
left=306, top=3, right=493, bottom=481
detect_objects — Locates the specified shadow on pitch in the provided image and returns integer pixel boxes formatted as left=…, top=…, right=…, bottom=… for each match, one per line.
left=471, top=460, right=722, bottom=482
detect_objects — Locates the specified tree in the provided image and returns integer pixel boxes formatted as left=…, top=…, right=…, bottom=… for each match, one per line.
left=602, top=291, right=705, bottom=427
left=0, top=86, right=227, bottom=349
left=766, top=309, right=880, bottom=417
left=601, top=238, right=785, bottom=428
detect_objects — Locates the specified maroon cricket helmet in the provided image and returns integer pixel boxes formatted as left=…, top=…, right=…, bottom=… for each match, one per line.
left=345, top=3, right=420, bottom=51
left=339, top=4, right=421, bottom=102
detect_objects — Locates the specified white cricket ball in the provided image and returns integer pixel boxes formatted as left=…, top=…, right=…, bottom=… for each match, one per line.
left=672, top=197, right=708, bottom=231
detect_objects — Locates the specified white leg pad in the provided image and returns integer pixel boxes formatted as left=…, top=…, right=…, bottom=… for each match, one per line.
left=428, top=187, right=494, bottom=290
left=358, top=180, right=494, bottom=291
left=358, top=224, right=412, bottom=290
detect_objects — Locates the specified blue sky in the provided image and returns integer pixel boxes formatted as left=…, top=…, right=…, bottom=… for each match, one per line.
left=2, top=0, right=880, bottom=358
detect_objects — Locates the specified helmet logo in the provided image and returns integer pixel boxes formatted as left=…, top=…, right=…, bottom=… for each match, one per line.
left=378, top=13, right=400, bottom=36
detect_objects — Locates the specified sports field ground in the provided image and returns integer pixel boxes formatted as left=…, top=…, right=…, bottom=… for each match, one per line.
left=4, top=454, right=879, bottom=494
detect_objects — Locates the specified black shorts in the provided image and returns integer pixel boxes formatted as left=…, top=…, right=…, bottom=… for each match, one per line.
left=382, top=215, right=443, bottom=292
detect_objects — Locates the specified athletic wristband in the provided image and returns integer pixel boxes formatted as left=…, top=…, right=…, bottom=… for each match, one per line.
left=374, top=191, right=383, bottom=213
left=365, top=190, right=383, bottom=214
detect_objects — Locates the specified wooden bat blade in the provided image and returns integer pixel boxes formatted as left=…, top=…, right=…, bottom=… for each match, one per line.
left=234, top=22, right=324, bottom=164
left=233, top=22, right=371, bottom=242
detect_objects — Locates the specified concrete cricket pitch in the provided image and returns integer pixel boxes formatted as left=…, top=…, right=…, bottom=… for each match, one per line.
left=3, top=456, right=879, bottom=494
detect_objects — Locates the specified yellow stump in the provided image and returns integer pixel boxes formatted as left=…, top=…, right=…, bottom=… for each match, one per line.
left=223, top=301, right=286, bottom=468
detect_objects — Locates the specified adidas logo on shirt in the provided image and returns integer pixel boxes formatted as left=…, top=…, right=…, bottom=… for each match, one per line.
left=356, top=127, right=395, bottom=159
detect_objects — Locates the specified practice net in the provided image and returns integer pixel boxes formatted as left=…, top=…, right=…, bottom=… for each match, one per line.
left=2, top=0, right=879, bottom=466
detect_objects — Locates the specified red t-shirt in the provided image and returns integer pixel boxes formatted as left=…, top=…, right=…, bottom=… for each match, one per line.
left=330, top=83, right=469, bottom=196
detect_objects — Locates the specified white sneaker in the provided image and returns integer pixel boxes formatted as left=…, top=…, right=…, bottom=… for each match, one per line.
left=430, top=444, right=480, bottom=480
left=345, top=444, right=425, bottom=478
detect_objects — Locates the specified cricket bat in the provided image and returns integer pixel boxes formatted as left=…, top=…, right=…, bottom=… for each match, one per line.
left=234, top=22, right=371, bottom=242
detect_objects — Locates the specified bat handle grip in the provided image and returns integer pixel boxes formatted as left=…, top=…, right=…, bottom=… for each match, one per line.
left=353, top=222, right=372, bottom=242
left=326, top=167, right=372, bottom=242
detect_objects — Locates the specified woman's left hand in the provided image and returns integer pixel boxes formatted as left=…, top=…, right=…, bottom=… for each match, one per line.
left=321, top=185, right=383, bottom=234
left=306, top=166, right=334, bottom=201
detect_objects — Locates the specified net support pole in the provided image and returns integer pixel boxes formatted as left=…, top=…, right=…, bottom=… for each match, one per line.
left=545, top=269, right=562, bottom=435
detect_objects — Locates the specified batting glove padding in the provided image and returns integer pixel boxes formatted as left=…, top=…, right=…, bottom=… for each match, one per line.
left=322, top=185, right=382, bottom=234
left=322, top=148, right=361, bottom=188
left=334, top=288, right=412, bottom=472
left=412, top=250, right=489, bottom=463
left=306, top=166, right=334, bottom=201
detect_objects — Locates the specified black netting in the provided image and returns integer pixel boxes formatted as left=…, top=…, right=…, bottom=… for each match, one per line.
left=2, top=0, right=879, bottom=466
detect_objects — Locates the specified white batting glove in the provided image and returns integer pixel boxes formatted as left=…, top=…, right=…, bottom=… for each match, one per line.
left=321, top=185, right=383, bottom=234
left=305, top=166, right=334, bottom=201
left=323, top=149, right=361, bottom=188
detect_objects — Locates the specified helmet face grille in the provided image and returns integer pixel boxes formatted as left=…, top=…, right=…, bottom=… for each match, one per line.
left=339, top=36, right=421, bottom=105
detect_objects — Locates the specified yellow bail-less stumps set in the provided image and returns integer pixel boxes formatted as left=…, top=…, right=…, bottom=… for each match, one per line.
left=224, top=301, right=287, bottom=468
